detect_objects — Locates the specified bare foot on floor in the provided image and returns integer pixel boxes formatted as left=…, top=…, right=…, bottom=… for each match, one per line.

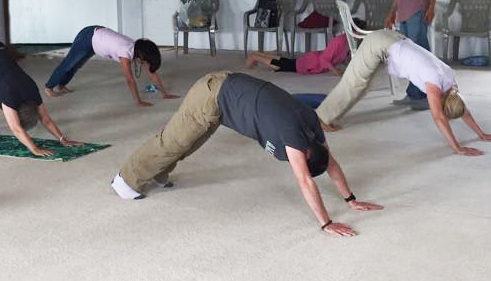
left=321, top=122, right=342, bottom=132
left=162, top=93, right=180, bottom=99
left=44, top=88, right=62, bottom=97
left=330, top=68, right=343, bottom=76
left=245, top=57, right=258, bottom=69
left=58, top=86, right=73, bottom=93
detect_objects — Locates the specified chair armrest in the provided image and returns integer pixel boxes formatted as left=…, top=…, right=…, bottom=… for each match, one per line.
left=244, top=9, right=258, bottom=28
left=443, top=0, right=457, bottom=19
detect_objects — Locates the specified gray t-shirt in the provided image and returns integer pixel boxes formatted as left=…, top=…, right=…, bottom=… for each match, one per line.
left=0, top=42, right=43, bottom=111
left=218, top=73, right=325, bottom=161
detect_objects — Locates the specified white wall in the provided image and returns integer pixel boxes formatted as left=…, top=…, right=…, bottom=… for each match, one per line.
left=10, top=0, right=118, bottom=43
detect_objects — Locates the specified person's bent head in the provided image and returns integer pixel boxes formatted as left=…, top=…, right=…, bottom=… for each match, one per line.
left=18, top=103, right=39, bottom=131
left=443, top=87, right=466, bottom=119
left=307, top=141, right=329, bottom=177
left=134, top=39, right=161, bottom=73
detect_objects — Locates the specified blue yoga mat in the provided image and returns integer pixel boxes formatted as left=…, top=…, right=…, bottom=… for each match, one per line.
left=293, top=93, right=327, bottom=109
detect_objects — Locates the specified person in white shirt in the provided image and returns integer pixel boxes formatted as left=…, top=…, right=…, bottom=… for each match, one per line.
left=45, top=26, right=179, bottom=107
left=316, top=30, right=491, bottom=156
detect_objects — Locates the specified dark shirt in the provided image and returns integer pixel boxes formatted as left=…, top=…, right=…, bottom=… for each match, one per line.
left=0, top=42, right=43, bottom=111
left=218, top=73, right=325, bottom=161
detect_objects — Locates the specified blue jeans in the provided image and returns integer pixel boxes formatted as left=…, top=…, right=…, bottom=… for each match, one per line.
left=45, top=26, right=101, bottom=88
left=400, top=11, right=429, bottom=100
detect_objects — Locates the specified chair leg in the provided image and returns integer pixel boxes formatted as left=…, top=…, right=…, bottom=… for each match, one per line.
left=244, top=29, right=249, bottom=57
left=183, top=32, right=189, bottom=54
left=276, top=30, right=283, bottom=55
left=258, top=31, right=265, bottom=53
left=284, top=30, right=291, bottom=58
left=209, top=30, right=216, bottom=56
left=442, top=33, right=449, bottom=61
left=488, top=32, right=491, bottom=61
left=452, top=36, right=460, bottom=61
left=324, top=30, right=329, bottom=48
left=305, top=33, right=311, bottom=53
left=291, top=30, right=296, bottom=58
left=174, top=31, right=179, bottom=57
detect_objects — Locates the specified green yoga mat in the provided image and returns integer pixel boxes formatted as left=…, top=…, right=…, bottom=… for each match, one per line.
left=0, top=135, right=111, bottom=162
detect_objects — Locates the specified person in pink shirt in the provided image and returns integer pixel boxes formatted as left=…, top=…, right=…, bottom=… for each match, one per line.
left=45, top=26, right=179, bottom=107
left=245, top=19, right=365, bottom=76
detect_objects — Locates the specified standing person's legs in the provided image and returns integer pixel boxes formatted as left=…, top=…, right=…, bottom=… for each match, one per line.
left=117, top=71, right=230, bottom=196
left=316, top=30, right=404, bottom=127
left=45, top=26, right=98, bottom=94
left=402, top=11, right=429, bottom=101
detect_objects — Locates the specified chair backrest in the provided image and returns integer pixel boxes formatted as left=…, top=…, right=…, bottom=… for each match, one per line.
left=445, top=0, right=491, bottom=33
left=276, top=0, right=295, bottom=15
left=336, top=0, right=372, bottom=55
left=310, top=0, right=338, bottom=18
left=353, top=0, right=392, bottom=30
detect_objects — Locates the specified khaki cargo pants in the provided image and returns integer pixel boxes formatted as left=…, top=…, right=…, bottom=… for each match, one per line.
left=120, top=71, right=231, bottom=192
left=316, top=30, right=404, bottom=125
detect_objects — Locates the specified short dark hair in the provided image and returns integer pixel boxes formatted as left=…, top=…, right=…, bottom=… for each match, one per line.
left=134, top=39, right=161, bottom=73
left=306, top=141, right=329, bottom=177
left=18, top=102, right=39, bottom=131
left=352, top=18, right=367, bottom=30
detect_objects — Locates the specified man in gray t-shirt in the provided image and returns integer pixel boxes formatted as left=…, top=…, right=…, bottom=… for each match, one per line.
left=113, top=72, right=384, bottom=237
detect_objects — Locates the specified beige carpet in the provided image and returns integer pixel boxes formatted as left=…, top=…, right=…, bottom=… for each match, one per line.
left=1, top=49, right=490, bottom=281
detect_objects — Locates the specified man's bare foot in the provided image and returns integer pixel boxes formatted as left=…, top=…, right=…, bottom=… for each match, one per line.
left=321, top=122, right=342, bottom=132
left=59, top=86, right=73, bottom=93
left=44, top=88, right=62, bottom=97
left=330, top=68, right=343, bottom=76
left=162, top=93, right=180, bottom=99
left=245, top=56, right=258, bottom=69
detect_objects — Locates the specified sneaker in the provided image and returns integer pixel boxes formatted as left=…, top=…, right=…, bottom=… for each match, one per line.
left=392, top=96, right=412, bottom=105
left=110, top=173, right=145, bottom=200
left=409, top=99, right=430, bottom=110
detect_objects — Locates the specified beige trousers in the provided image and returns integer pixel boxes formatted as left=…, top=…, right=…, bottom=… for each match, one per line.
left=316, top=30, right=404, bottom=125
left=120, top=71, right=231, bottom=192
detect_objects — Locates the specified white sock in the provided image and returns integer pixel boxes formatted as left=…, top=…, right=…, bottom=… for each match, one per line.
left=111, top=173, right=144, bottom=200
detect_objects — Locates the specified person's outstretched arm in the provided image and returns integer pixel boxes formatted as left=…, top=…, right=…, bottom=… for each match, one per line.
left=1, top=103, right=52, bottom=156
left=143, top=66, right=180, bottom=99
left=385, top=0, right=398, bottom=28
left=120, top=58, right=153, bottom=107
left=285, top=146, right=357, bottom=237
left=426, top=83, right=483, bottom=156
left=461, top=108, right=491, bottom=141
left=425, top=0, right=437, bottom=24
left=323, top=142, right=384, bottom=211
left=37, top=104, right=83, bottom=147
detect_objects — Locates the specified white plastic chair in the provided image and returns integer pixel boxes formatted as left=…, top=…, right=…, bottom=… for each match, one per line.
left=336, top=0, right=396, bottom=96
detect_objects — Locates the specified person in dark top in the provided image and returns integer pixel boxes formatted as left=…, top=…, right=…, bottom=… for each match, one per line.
left=0, top=42, right=83, bottom=156
left=111, top=71, right=383, bottom=237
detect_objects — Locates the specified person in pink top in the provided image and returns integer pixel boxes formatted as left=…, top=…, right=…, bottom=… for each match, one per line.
left=245, top=19, right=366, bottom=76
left=45, top=26, right=179, bottom=107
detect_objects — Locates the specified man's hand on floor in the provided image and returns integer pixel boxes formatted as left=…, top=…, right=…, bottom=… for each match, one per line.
left=323, top=222, right=357, bottom=237
left=455, top=146, right=483, bottom=156
left=348, top=201, right=384, bottom=211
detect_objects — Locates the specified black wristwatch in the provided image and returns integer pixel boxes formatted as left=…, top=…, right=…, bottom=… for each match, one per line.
left=344, top=193, right=356, bottom=202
